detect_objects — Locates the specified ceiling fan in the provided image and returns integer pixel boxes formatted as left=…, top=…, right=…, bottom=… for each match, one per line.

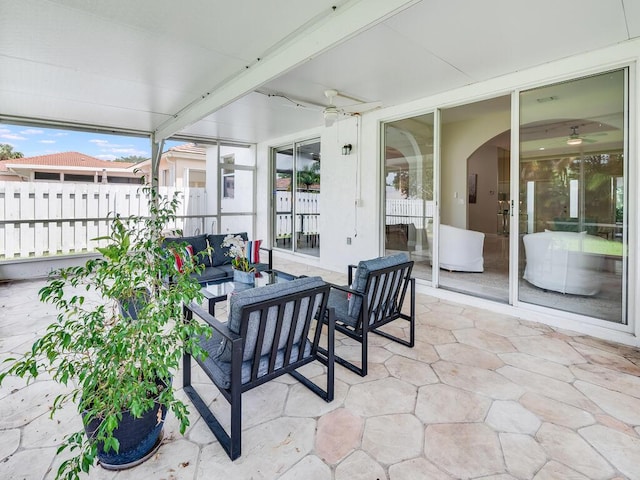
left=566, top=125, right=599, bottom=145
left=322, top=89, right=381, bottom=127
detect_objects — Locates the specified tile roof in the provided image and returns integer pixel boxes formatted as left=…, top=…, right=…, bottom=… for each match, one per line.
left=0, top=152, right=134, bottom=169
left=167, top=143, right=206, bottom=155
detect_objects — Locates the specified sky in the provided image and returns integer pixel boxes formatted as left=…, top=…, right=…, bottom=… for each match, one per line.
left=0, top=123, right=152, bottom=160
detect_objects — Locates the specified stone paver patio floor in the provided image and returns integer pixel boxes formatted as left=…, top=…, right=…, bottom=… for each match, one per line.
left=2, top=259, right=640, bottom=479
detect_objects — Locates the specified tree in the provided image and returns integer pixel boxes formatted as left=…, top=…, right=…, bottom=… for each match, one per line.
left=390, top=162, right=434, bottom=200
left=297, top=162, right=320, bottom=190
left=0, top=143, right=24, bottom=160
left=115, top=155, right=148, bottom=163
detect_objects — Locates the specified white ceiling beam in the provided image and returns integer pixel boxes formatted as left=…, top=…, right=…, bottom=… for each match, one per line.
left=153, top=0, right=420, bottom=141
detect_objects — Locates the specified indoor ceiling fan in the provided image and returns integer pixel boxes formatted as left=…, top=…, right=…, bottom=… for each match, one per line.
left=566, top=125, right=600, bottom=145
left=322, top=89, right=381, bottom=127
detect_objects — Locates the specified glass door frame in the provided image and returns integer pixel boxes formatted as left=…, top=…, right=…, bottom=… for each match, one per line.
left=270, top=137, right=321, bottom=257
left=403, top=65, right=634, bottom=331
left=511, top=66, right=634, bottom=332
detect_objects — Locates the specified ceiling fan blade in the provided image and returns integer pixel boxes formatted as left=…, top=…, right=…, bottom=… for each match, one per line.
left=342, top=101, right=382, bottom=114
left=280, top=102, right=324, bottom=111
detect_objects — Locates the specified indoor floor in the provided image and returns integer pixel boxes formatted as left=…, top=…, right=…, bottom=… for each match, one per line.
left=411, top=233, right=623, bottom=323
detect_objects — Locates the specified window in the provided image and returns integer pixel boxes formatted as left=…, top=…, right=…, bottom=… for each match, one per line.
left=34, top=172, right=60, bottom=181
left=187, top=169, right=206, bottom=188
left=222, top=155, right=235, bottom=198
left=63, top=174, right=95, bottom=183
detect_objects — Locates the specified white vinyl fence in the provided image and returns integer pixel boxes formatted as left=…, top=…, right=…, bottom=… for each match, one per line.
left=275, top=191, right=320, bottom=238
left=0, top=182, right=208, bottom=260
left=386, top=199, right=435, bottom=228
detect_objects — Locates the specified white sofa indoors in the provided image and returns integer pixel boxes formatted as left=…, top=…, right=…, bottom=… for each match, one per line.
left=438, top=224, right=485, bottom=272
left=522, top=230, right=605, bottom=296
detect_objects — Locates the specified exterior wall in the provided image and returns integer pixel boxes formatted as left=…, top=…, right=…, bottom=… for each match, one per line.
left=258, top=37, right=640, bottom=347
left=0, top=173, right=22, bottom=182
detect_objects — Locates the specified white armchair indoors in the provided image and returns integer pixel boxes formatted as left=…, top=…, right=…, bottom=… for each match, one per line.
left=438, top=224, right=485, bottom=272
left=522, top=230, right=605, bottom=296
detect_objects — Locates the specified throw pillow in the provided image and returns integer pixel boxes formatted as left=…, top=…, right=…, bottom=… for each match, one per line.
left=245, top=239, right=262, bottom=264
left=172, top=244, right=194, bottom=273
left=163, top=234, right=210, bottom=267
left=207, top=232, right=248, bottom=266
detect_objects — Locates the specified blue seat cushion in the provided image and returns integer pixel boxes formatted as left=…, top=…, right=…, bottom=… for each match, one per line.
left=348, top=253, right=409, bottom=317
left=217, top=276, right=326, bottom=362
left=199, top=331, right=312, bottom=389
left=327, top=288, right=358, bottom=328
left=190, top=266, right=228, bottom=283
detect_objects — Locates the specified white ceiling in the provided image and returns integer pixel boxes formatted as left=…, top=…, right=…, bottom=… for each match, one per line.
left=1, top=0, right=639, bottom=144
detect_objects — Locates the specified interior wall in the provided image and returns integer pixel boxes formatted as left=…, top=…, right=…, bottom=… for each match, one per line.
left=468, top=144, right=499, bottom=234
left=440, top=109, right=510, bottom=228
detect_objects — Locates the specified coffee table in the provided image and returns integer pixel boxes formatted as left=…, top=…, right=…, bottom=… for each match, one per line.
left=200, top=269, right=297, bottom=315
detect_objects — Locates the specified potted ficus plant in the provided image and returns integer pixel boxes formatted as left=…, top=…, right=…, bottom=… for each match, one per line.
left=0, top=184, right=211, bottom=479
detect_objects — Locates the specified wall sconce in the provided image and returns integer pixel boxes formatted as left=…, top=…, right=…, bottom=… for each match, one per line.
left=342, top=144, right=353, bottom=155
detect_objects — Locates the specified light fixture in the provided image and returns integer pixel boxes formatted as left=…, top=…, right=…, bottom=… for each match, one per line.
left=324, top=107, right=339, bottom=127
left=342, top=144, right=352, bottom=155
left=567, top=126, right=583, bottom=146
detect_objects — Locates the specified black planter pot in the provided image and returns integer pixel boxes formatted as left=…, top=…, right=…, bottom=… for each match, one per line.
left=118, top=288, right=150, bottom=320
left=84, top=401, right=167, bottom=470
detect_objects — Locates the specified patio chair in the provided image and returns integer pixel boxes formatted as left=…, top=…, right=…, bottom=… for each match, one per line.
left=324, top=253, right=415, bottom=376
left=183, top=276, right=335, bottom=460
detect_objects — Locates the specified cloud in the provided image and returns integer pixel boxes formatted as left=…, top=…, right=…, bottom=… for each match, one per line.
left=20, top=129, right=44, bottom=135
left=51, top=132, right=68, bottom=137
left=0, top=133, right=27, bottom=141
left=39, top=140, right=56, bottom=144
left=88, top=139, right=148, bottom=158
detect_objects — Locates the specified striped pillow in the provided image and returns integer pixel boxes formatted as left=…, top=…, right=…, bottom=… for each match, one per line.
left=245, top=240, right=262, bottom=264
left=172, top=244, right=194, bottom=273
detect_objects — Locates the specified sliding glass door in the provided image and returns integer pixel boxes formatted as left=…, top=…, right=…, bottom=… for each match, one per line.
left=272, top=139, right=321, bottom=257
left=518, top=69, right=628, bottom=324
left=439, top=96, right=511, bottom=302
left=383, top=114, right=434, bottom=282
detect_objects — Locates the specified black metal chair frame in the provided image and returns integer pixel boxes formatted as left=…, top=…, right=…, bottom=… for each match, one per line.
left=324, top=260, right=415, bottom=376
left=183, top=284, right=335, bottom=461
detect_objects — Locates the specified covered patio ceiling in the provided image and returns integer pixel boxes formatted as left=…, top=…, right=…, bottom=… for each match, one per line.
left=1, top=0, right=640, bottom=144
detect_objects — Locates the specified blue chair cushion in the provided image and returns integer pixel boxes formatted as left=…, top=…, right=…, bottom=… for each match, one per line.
left=217, top=276, right=326, bottom=362
left=200, top=331, right=312, bottom=389
left=348, top=253, right=409, bottom=317
left=327, top=289, right=357, bottom=328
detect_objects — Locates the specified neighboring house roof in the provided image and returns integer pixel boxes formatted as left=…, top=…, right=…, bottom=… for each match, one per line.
left=167, top=143, right=206, bottom=155
left=0, top=152, right=143, bottom=182
left=275, top=176, right=319, bottom=191
left=0, top=152, right=134, bottom=170
left=135, top=143, right=206, bottom=173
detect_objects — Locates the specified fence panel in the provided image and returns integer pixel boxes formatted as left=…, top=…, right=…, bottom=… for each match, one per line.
left=385, top=199, right=435, bottom=229
left=0, top=182, right=208, bottom=260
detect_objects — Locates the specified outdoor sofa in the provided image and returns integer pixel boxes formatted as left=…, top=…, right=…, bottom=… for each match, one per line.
left=163, top=232, right=272, bottom=284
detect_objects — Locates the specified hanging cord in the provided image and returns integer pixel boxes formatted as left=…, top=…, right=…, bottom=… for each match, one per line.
left=354, top=114, right=361, bottom=238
